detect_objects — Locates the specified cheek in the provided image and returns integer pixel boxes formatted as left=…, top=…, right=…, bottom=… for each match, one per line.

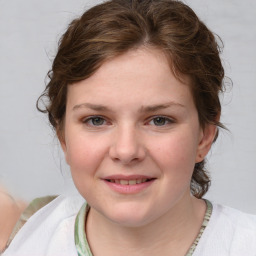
left=65, top=133, right=108, bottom=176
left=149, top=131, right=199, bottom=174
left=65, top=134, right=109, bottom=199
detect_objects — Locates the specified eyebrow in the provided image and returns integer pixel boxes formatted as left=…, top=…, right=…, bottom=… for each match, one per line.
left=140, top=102, right=185, bottom=112
left=72, top=101, right=185, bottom=112
left=73, top=103, right=111, bottom=112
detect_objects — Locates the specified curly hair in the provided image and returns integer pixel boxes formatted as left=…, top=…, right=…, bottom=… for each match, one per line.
left=37, top=0, right=226, bottom=198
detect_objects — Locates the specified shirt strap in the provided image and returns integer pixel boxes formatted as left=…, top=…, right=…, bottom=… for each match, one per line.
left=185, top=199, right=213, bottom=256
left=74, top=202, right=93, bottom=256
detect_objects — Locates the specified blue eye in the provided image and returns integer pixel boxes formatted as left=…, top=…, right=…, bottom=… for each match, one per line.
left=150, top=116, right=172, bottom=126
left=84, top=116, right=106, bottom=126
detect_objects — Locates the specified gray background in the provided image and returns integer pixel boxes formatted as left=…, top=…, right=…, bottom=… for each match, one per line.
left=0, top=0, right=255, bottom=213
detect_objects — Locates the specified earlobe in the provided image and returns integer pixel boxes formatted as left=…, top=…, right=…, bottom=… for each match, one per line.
left=196, top=124, right=217, bottom=163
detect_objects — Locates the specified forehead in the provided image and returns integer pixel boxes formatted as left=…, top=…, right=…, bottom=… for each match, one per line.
left=86, top=47, right=189, bottom=85
left=66, top=47, right=194, bottom=111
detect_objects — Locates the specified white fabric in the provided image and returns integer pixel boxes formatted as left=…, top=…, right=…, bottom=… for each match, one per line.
left=2, top=193, right=85, bottom=256
left=193, top=203, right=256, bottom=256
left=3, top=195, right=256, bottom=256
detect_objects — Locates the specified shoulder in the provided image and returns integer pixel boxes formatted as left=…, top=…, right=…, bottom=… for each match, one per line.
left=212, top=203, right=256, bottom=236
left=3, top=193, right=85, bottom=256
left=194, top=201, right=256, bottom=256
left=0, top=189, right=27, bottom=253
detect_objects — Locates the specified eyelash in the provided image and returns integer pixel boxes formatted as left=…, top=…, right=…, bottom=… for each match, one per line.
left=82, top=115, right=174, bottom=127
left=147, top=116, right=174, bottom=126
left=82, top=116, right=108, bottom=126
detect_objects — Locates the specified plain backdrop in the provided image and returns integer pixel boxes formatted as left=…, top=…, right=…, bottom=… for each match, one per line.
left=0, top=0, right=255, bottom=213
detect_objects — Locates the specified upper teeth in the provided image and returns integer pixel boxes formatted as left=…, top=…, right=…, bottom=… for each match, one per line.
left=110, top=179, right=148, bottom=185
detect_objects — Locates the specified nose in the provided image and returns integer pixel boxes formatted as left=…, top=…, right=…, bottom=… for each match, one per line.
left=109, top=125, right=146, bottom=165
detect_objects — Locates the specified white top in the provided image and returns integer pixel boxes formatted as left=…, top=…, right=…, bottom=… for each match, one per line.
left=2, top=194, right=256, bottom=256
left=2, top=194, right=84, bottom=256
left=193, top=203, right=256, bottom=256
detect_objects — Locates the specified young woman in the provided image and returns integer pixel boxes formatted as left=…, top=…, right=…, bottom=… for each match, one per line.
left=2, top=0, right=256, bottom=255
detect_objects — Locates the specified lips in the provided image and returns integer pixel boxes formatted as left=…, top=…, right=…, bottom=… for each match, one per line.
left=102, top=175, right=156, bottom=194
left=106, top=178, right=154, bottom=185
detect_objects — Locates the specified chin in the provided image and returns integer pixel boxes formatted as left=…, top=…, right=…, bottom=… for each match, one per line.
left=102, top=204, right=155, bottom=228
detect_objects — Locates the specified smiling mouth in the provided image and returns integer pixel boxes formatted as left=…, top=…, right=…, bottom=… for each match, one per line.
left=105, top=178, right=155, bottom=185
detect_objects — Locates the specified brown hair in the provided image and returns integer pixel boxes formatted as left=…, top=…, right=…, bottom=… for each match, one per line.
left=37, top=0, right=226, bottom=198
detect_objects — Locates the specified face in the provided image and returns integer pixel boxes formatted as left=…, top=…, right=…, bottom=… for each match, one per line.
left=61, top=47, right=215, bottom=227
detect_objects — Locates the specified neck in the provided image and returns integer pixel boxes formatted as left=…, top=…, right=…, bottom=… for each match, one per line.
left=86, top=194, right=206, bottom=256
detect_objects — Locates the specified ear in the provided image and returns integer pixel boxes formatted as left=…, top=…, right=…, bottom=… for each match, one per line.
left=196, top=124, right=217, bottom=163
left=57, top=130, right=70, bottom=165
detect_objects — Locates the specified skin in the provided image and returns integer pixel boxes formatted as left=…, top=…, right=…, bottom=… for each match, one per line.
left=0, top=188, right=27, bottom=252
left=60, top=47, right=217, bottom=255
